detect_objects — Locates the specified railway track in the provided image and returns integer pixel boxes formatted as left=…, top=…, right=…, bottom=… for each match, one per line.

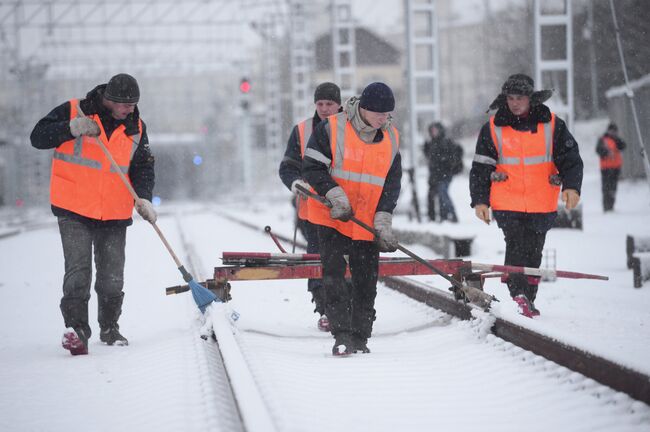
left=216, top=210, right=650, bottom=407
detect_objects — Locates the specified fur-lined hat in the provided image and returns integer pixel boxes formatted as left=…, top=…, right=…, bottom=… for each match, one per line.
left=488, top=74, right=553, bottom=112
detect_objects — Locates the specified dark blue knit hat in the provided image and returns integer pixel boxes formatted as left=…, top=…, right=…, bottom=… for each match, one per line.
left=104, top=73, right=140, bottom=104
left=359, top=82, right=395, bottom=113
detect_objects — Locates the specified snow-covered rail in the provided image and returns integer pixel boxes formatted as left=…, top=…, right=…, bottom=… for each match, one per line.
left=174, top=213, right=276, bottom=432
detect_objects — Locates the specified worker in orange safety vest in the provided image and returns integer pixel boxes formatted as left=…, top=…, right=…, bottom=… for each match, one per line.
left=596, top=122, right=626, bottom=212
left=31, top=74, right=156, bottom=355
left=469, top=74, right=583, bottom=318
left=303, top=82, right=402, bottom=356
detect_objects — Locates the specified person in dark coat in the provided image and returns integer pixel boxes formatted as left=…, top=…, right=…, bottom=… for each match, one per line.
left=469, top=74, right=583, bottom=318
left=31, top=74, right=155, bottom=354
left=279, top=82, right=341, bottom=332
left=596, top=122, right=626, bottom=212
left=303, top=82, right=402, bottom=355
left=423, top=122, right=463, bottom=222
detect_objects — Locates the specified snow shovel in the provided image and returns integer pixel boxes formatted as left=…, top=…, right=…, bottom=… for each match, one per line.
left=77, top=105, right=218, bottom=313
left=295, top=184, right=496, bottom=309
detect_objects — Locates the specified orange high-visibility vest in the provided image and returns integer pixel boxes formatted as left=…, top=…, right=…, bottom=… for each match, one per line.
left=307, top=112, right=399, bottom=240
left=489, top=114, right=560, bottom=213
left=50, top=99, right=142, bottom=220
left=599, top=136, right=623, bottom=169
left=296, top=117, right=314, bottom=220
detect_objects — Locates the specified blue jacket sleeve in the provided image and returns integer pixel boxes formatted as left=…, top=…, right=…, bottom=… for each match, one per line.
left=30, top=101, right=75, bottom=150
left=552, top=117, right=583, bottom=194
left=128, top=121, right=155, bottom=201
left=469, top=122, right=496, bottom=207
left=279, top=125, right=303, bottom=190
left=376, top=152, right=402, bottom=214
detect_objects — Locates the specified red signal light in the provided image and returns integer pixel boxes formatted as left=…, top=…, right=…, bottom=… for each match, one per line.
left=239, top=79, right=251, bottom=94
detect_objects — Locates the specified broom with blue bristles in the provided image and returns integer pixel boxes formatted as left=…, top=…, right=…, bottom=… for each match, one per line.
left=77, top=105, right=219, bottom=313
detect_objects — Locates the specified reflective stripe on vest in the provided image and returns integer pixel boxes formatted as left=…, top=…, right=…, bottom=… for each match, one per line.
left=599, top=136, right=623, bottom=169
left=296, top=117, right=315, bottom=220
left=307, top=111, right=399, bottom=240
left=297, top=117, right=313, bottom=158
left=489, top=114, right=560, bottom=213
left=50, top=99, right=142, bottom=220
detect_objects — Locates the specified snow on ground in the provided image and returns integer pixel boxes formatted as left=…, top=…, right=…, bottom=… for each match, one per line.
left=1, top=117, right=650, bottom=431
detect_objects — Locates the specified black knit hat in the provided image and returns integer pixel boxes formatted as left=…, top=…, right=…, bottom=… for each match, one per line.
left=104, top=73, right=140, bottom=104
left=314, top=82, right=341, bottom=104
left=607, top=122, right=618, bottom=132
left=488, top=73, right=553, bottom=111
left=359, top=82, right=395, bottom=113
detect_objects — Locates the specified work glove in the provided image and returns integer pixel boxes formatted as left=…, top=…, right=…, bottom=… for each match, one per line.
left=474, top=204, right=491, bottom=225
left=549, top=174, right=562, bottom=186
left=374, top=211, right=398, bottom=252
left=562, top=189, right=580, bottom=210
left=325, top=186, right=352, bottom=221
left=69, top=117, right=101, bottom=138
left=290, top=179, right=310, bottom=200
left=135, top=198, right=157, bottom=224
left=490, top=171, right=508, bottom=182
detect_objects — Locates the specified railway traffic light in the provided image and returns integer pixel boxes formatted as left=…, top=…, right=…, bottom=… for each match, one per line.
left=239, top=78, right=251, bottom=94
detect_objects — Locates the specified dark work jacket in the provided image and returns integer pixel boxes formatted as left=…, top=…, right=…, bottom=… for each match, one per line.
left=469, top=104, right=583, bottom=232
left=302, top=117, right=402, bottom=214
left=30, top=84, right=155, bottom=228
left=423, top=133, right=463, bottom=183
left=279, top=110, right=323, bottom=191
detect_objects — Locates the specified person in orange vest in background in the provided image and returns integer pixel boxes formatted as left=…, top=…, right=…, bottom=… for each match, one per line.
left=30, top=73, right=156, bottom=355
left=596, top=122, right=626, bottom=212
left=279, top=82, right=341, bottom=332
left=303, top=82, right=402, bottom=355
left=469, top=74, right=583, bottom=318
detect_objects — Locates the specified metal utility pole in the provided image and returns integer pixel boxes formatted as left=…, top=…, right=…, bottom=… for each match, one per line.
left=609, top=0, right=650, bottom=192
left=238, top=78, right=253, bottom=193
left=260, top=16, right=283, bottom=156
left=330, top=0, right=356, bottom=101
left=289, top=0, right=314, bottom=124
left=404, top=0, right=440, bottom=222
left=586, top=0, right=600, bottom=116
left=533, top=0, right=574, bottom=130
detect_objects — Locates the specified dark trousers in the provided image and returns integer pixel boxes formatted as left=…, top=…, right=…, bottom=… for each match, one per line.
left=298, top=218, right=325, bottom=315
left=317, top=225, right=379, bottom=339
left=427, top=179, right=457, bottom=222
left=601, top=168, right=620, bottom=211
left=501, top=223, right=547, bottom=301
left=58, top=216, right=127, bottom=337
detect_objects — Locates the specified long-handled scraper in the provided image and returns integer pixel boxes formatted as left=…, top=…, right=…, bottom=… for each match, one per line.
left=77, top=105, right=218, bottom=312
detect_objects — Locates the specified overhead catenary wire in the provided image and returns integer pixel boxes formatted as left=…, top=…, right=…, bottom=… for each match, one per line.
left=608, top=0, right=650, bottom=195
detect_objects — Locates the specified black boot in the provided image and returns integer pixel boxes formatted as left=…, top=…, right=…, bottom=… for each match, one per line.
left=332, top=333, right=354, bottom=356
left=100, top=324, right=128, bottom=346
left=352, top=334, right=370, bottom=353
left=98, top=294, right=127, bottom=345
